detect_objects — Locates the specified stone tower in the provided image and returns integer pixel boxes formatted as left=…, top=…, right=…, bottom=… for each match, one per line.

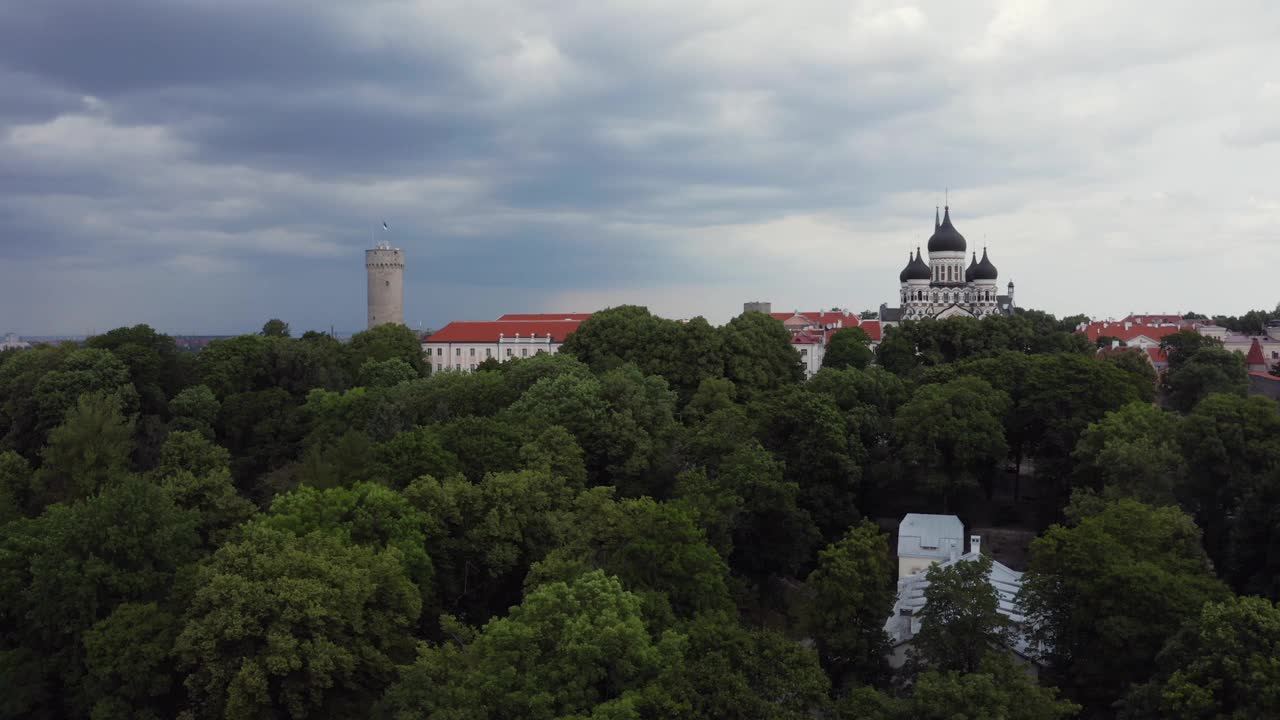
left=366, top=242, right=404, bottom=328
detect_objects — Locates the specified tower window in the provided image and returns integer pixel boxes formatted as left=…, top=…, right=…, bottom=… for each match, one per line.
left=385, top=280, right=390, bottom=287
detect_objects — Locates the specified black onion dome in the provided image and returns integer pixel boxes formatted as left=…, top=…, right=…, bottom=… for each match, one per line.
left=927, top=206, right=967, bottom=253
left=965, top=252, right=978, bottom=282
left=906, top=247, right=931, bottom=280
left=900, top=252, right=913, bottom=282
left=974, top=247, right=998, bottom=280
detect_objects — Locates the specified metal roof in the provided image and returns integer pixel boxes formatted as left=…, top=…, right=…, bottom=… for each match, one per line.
left=897, top=513, right=964, bottom=559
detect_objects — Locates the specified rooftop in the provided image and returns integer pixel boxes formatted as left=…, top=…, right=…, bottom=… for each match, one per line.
left=897, top=513, right=964, bottom=559
left=425, top=319, right=583, bottom=343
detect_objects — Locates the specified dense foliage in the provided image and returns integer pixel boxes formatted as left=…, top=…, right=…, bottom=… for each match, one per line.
left=0, top=306, right=1276, bottom=719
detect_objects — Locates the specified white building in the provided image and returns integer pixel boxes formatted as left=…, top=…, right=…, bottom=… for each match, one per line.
left=885, top=514, right=1040, bottom=672
left=741, top=307, right=884, bottom=378
left=881, top=206, right=1016, bottom=323
left=422, top=317, right=585, bottom=373
left=896, top=513, right=965, bottom=578
left=0, top=333, right=30, bottom=351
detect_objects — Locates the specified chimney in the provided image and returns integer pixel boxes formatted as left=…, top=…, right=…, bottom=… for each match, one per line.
left=1111, top=339, right=1120, bottom=349
left=970, top=535, right=982, bottom=556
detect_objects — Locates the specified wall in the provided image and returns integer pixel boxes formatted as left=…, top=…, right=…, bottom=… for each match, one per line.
left=366, top=247, right=404, bottom=328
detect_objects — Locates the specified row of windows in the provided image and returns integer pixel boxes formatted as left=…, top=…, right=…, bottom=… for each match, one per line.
left=431, top=346, right=548, bottom=358
left=902, top=290, right=997, bottom=303
left=933, top=264, right=961, bottom=283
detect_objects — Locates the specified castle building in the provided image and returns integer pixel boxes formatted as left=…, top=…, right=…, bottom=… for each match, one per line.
left=882, top=207, right=1016, bottom=322
left=366, top=242, right=405, bottom=329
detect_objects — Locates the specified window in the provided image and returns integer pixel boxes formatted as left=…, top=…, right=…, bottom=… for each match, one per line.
left=485, top=348, right=492, bottom=357
left=506, top=348, right=512, bottom=357
left=455, top=363, right=461, bottom=369
left=469, top=348, right=475, bottom=357
left=436, top=363, right=442, bottom=371
left=800, top=349, right=808, bottom=358
left=436, top=348, right=442, bottom=356
left=455, top=348, right=461, bottom=356
left=521, top=348, right=528, bottom=357
left=385, top=280, right=390, bottom=287
left=470, top=363, right=476, bottom=371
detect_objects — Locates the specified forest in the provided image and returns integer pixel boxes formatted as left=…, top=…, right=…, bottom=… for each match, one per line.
left=1, top=306, right=1277, bottom=720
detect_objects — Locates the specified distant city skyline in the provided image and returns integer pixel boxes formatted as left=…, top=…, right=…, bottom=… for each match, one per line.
left=2, top=1, right=1279, bottom=335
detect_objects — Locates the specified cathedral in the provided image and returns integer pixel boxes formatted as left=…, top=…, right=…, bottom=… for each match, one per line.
left=885, top=206, right=1016, bottom=322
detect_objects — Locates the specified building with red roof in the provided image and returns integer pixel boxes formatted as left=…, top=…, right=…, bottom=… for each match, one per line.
left=423, top=318, right=583, bottom=373
left=1245, top=338, right=1269, bottom=372
left=496, top=313, right=594, bottom=321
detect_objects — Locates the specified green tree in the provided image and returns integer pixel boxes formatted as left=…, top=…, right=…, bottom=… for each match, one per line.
left=87, top=324, right=193, bottom=417
left=1020, top=500, right=1229, bottom=714
left=719, top=311, right=803, bottom=395
left=799, top=521, right=896, bottom=684
left=377, top=571, right=684, bottom=720
left=1166, top=346, right=1248, bottom=412
left=899, top=652, right=1079, bottom=720
left=261, top=318, right=291, bottom=338
left=1071, top=402, right=1184, bottom=505
left=168, top=384, right=219, bottom=439
left=0, top=450, right=37, bottom=522
left=1121, top=596, right=1280, bottom=719
left=0, top=478, right=201, bottom=718
left=1101, top=348, right=1158, bottom=403
left=528, top=493, right=733, bottom=623
left=911, top=554, right=1012, bottom=674
left=823, top=327, right=874, bottom=371
left=518, top=425, right=588, bottom=489
left=375, top=426, right=463, bottom=489
left=153, top=429, right=231, bottom=479
left=176, top=524, right=421, bottom=719
left=1177, top=393, right=1280, bottom=568
left=0, top=343, right=74, bottom=458
left=359, top=357, right=418, bottom=388
left=894, top=377, right=1009, bottom=506
left=161, top=468, right=256, bottom=548
left=1160, top=330, right=1221, bottom=372
left=1227, top=467, right=1280, bottom=600
left=33, top=347, right=137, bottom=437
left=875, top=327, right=918, bottom=376
left=36, top=391, right=136, bottom=506
left=752, top=386, right=862, bottom=538
left=347, top=323, right=425, bottom=376
left=198, top=335, right=273, bottom=398
left=81, top=602, right=183, bottom=720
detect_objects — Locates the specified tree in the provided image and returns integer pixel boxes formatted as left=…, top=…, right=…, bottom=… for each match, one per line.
left=1071, top=402, right=1184, bottom=505
left=359, top=357, right=418, bottom=388
left=719, top=311, right=803, bottom=395
left=1121, top=596, right=1280, bottom=719
left=1166, top=346, right=1248, bottom=412
left=528, top=493, right=733, bottom=624
left=1177, top=393, right=1280, bottom=567
left=153, top=430, right=231, bottom=479
left=87, top=324, right=193, bottom=417
left=1020, top=500, right=1229, bottom=714
left=894, top=377, right=1009, bottom=506
left=799, top=521, right=896, bottom=684
left=346, top=323, right=425, bottom=376
left=376, top=571, right=683, bottom=720
left=1160, top=330, right=1220, bottom=372
left=1227, top=467, right=1280, bottom=600
left=823, top=327, right=874, bottom=371
left=875, top=327, right=918, bottom=376
left=0, top=450, right=36, bottom=522
left=161, top=468, right=256, bottom=548
left=261, top=318, right=291, bottom=338
left=81, top=602, right=183, bottom=720
left=374, top=426, right=463, bottom=489
left=0, top=478, right=201, bottom=718
left=36, top=391, right=136, bottom=506
left=168, top=384, right=219, bottom=439
left=1101, top=348, right=1158, bottom=403
left=176, top=524, right=421, bottom=719
left=751, top=386, right=862, bottom=539
left=911, top=554, right=1011, bottom=674
left=899, top=652, right=1079, bottom=720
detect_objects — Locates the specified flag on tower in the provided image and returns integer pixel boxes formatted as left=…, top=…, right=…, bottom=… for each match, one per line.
left=382, top=222, right=389, bottom=230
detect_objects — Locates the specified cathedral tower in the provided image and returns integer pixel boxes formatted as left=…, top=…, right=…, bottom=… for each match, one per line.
left=366, top=241, right=404, bottom=328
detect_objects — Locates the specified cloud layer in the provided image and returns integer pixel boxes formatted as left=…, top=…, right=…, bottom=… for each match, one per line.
left=2, top=0, right=1279, bottom=334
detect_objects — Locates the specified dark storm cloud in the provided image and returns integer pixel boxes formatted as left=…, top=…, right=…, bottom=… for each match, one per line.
left=2, top=1, right=1280, bottom=334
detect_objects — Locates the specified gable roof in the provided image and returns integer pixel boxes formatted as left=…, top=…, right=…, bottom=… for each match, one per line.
left=1246, top=338, right=1266, bottom=365
left=897, top=513, right=964, bottom=559
left=426, top=320, right=583, bottom=343
left=1080, top=321, right=1186, bottom=345
left=496, top=313, right=593, bottom=321
left=768, top=311, right=860, bottom=329
left=861, top=320, right=883, bottom=342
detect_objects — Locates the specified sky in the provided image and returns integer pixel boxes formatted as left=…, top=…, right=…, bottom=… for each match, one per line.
left=2, top=0, right=1279, bottom=335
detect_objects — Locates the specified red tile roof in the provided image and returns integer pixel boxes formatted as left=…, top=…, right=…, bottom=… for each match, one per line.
left=860, top=321, right=883, bottom=342
left=1146, top=347, right=1169, bottom=365
left=497, top=313, right=594, bottom=321
left=1249, top=371, right=1280, bottom=380
left=1080, top=321, right=1185, bottom=345
left=426, top=320, right=583, bottom=343
left=1123, top=314, right=1186, bottom=325
left=1246, top=338, right=1267, bottom=365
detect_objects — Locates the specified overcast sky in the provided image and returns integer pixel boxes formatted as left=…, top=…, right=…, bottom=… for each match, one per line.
left=2, top=0, right=1279, bottom=335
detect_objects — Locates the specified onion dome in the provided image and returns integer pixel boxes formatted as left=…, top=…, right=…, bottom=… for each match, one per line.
left=974, top=247, right=998, bottom=280
left=965, top=252, right=978, bottom=282
left=899, top=252, right=913, bottom=282
left=927, top=205, right=967, bottom=253
left=906, top=246, right=931, bottom=280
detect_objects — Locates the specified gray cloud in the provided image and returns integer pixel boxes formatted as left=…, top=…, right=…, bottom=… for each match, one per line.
left=2, top=0, right=1280, bottom=335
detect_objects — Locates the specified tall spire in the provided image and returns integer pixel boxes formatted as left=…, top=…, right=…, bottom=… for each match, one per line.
left=935, top=206, right=940, bottom=232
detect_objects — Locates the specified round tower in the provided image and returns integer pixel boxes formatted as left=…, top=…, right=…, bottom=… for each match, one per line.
left=366, top=242, right=404, bottom=328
